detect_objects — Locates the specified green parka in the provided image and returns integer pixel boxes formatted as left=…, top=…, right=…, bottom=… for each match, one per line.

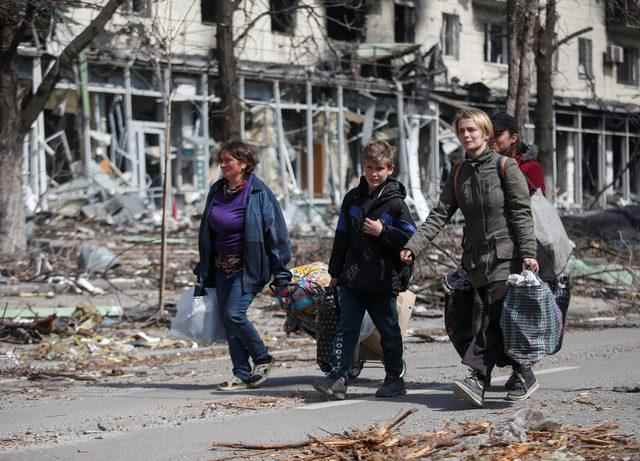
left=405, top=149, right=536, bottom=287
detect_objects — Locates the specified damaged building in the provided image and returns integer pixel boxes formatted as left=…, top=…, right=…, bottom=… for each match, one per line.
left=17, top=0, right=640, bottom=226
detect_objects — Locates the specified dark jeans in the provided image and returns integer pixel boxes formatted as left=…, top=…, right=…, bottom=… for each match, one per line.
left=215, top=271, right=270, bottom=381
left=332, top=287, right=403, bottom=379
left=462, top=281, right=514, bottom=381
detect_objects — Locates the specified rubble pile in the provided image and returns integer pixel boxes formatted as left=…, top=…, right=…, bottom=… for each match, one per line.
left=211, top=409, right=640, bottom=461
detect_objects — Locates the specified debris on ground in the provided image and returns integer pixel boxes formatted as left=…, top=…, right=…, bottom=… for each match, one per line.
left=210, top=408, right=640, bottom=460
left=200, top=395, right=304, bottom=417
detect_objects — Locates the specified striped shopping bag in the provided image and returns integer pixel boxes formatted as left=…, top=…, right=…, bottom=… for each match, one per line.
left=500, top=274, right=563, bottom=366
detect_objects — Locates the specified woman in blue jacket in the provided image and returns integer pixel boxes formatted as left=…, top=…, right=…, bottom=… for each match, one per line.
left=196, top=141, right=292, bottom=390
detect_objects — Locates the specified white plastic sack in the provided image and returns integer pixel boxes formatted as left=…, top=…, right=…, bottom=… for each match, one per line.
left=531, top=190, right=574, bottom=278
left=170, top=288, right=226, bottom=345
left=358, top=312, right=375, bottom=342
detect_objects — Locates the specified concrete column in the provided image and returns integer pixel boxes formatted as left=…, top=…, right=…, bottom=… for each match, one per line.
left=239, top=77, right=245, bottom=141
left=623, top=118, right=630, bottom=201
left=566, top=136, right=575, bottom=205
left=305, top=79, right=314, bottom=213
left=395, top=82, right=408, bottom=188
left=273, top=80, right=289, bottom=209
left=605, top=135, right=614, bottom=197
left=337, top=85, right=346, bottom=201
left=32, top=55, right=47, bottom=209
left=200, top=74, right=210, bottom=191
left=576, top=111, right=583, bottom=206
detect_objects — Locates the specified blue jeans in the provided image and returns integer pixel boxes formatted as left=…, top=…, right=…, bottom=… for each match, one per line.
left=333, top=287, right=403, bottom=379
left=216, top=272, right=271, bottom=381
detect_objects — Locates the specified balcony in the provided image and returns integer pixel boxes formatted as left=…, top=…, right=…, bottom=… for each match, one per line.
left=472, top=0, right=507, bottom=9
left=606, top=0, right=640, bottom=33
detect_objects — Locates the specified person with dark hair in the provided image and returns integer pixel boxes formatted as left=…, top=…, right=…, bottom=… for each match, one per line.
left=196, top=141, right=292, bottom=390
left=400, top=109, right=539, bottom=407
left=491, top=112, right=545, bottom=195
left=491, top=112, right=572, bottom=392
left=314, top=140, right=416, bottom=400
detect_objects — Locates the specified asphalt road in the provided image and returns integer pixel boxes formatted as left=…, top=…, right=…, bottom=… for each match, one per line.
left=2, top=327, right=639, bottom=461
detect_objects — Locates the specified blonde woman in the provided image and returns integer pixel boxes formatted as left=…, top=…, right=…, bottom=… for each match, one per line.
left=400, top=110, right=538, bottom=407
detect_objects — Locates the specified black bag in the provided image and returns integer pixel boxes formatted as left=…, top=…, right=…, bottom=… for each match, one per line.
left=548, top=274, right=571, bottom=353
left=316, top=286, right=340, bottom=373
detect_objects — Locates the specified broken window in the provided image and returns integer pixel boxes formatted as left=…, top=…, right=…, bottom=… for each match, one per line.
left=578, top=38, right=593, bottom=78
left=441, top=13, right=460, bottom=59
left=326, top=1, right=366, bottom=42
left=484, top=23, right=507, bottom=64
left=617, top=46, right=639, bottom=85
left=394, top=1, right=416, bottom=43
left=123, top=0, right=150, bottom=16
left=271, top=0, right=297, bottom=35
left=201, top=0, right=221, bottom=24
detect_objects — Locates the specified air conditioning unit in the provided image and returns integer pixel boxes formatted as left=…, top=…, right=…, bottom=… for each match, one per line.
left=605, top=44, right=624, bottom=64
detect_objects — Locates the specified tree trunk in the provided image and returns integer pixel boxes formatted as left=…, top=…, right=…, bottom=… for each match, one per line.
left=0, top=0, right=125, bottom=256
left=0, top=58, right=26, bottom=255
left=507, top=0, right=538, bottom=129
left=535, top=0, right=557, bottom=199
left=217, top=2, right=241, bottom=139
left=506, top=0, right=521, bottom=116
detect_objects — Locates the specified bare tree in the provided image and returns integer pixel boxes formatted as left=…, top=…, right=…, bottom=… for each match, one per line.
left=216, top=0, right=365, bottom=140
left=534, top=0, right=557, bottom=198
left=506, top=0, right=539, bottom=128
left=0, top=0, right=125, bottom=256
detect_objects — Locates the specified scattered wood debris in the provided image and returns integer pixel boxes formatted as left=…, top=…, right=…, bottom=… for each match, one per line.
left=0, top=315, right=56, bottom=344
left=210, top=409, right=640, bottom=461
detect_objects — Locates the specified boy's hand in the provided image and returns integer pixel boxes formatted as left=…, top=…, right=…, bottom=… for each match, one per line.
left=362, top=218, right=383, bottom=237
left=399, top=249, right=414, bottom=265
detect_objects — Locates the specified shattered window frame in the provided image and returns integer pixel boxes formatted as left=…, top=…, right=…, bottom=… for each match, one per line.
left=578, top=37, right=594, bottom=79
left=617, top=46, right=639, bottom=86
left=483, top=22, right=508, bottom=65
left=201, top=0, right=221, bottom=25
left=325, top=1, right=367, bottom=42
left=394, top=0, right=416, bottom=43
left=441, top=13, right=460, bottom=60
left=122, top=0, right=151, bottom=17
left=270, top=0, right=298, bottom=35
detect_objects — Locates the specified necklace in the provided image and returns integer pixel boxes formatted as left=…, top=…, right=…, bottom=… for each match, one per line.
left=224, top=180, right=245, bottom=197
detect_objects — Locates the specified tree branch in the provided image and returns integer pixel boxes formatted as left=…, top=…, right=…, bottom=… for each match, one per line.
left=233, top=9, right=273, bottom=48
left=554, top=26, right=593, bottom=51
left=19, top=0, right=125, bottom=135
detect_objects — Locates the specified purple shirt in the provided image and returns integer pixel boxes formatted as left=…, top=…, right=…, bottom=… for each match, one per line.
left=208, top=176, right=253, bottom=257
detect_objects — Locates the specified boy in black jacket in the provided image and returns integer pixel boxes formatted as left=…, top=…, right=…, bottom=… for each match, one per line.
left=314, top=141, right=416, bottom=400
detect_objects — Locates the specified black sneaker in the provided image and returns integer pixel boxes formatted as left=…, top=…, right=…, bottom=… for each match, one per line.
left=313, top=376, right=347, bottom=400
left=506, top=366, right=539, bottom=401
left=453, top=370, right=486, bottom=408
left=375, top=376, right=407, bottom=398
left=504, top=369, right=519, bottom=391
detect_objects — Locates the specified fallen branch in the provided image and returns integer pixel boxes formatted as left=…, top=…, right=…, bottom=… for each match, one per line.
left=28, top=370, right=98, bottom=382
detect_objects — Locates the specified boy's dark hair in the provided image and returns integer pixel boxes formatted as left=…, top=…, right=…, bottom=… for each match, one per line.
left=363, top=140, right=395, bottom=168
left=217, top=141, right=259, bottom=175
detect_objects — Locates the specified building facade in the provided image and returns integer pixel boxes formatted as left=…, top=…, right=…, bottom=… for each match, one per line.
left=19, top=0, right=640, bottom=216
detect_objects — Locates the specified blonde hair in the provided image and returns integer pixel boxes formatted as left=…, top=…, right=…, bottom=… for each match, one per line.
left=363, top=140, right=395, bottom=168
left=453, top=109, right=494, bottom=140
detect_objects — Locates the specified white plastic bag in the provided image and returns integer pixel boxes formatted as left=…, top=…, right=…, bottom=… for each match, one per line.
left=170, top=288, right=226, bottom=345
left=531, top=190, right=574, bottom=278
left=358, top=312, right=376, bottom=342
